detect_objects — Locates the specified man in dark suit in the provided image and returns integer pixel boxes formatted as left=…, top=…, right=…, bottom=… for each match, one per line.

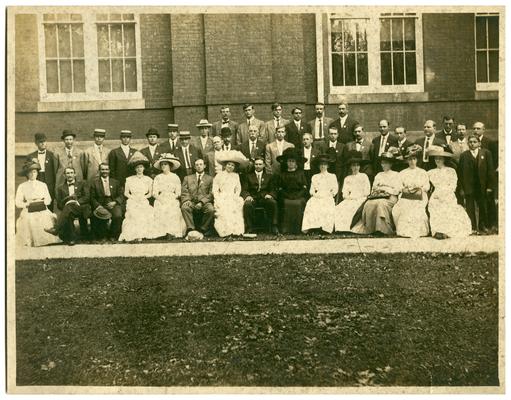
left=436, top=115, right=458, bottom=145
left=415, top=120, right=446, bottom=171
left=54, top=130, right=87, bottom=191
left=285, top=107, right=310, bottom=149
left=239, top=124, right=265, bottom=171
left=89, top=163, right=125, bottom=241
left=221, top=127, right=240, bottom=151
left=458, top=134, right=497, bottom=233
left=319, top=127, right=348, bottom=188
left=108, top=130, right=137, bottom=186
left=370, top=119, right=398, bottom=174
left=174, top=131, right=202, bottom=181
left=159, top=124, right=181, bottom=154
left=346, top=125, right=374, bottom=182
left=52, top=167, right=91, bottom=244
left=192, top=119, right=214, bottom=155
left=308, top=102, right=334, bottom=146
left=180, top=158, right=215, bottom=236
left=394, top=126, right=414, bottom=172
left=212, top=106, right=239, bottom=141
left=329, top=101, right=359, bottom=144
left=140, top=127, right=163, bottom=179
left=26, top=133, right=57, bottom=209
left=241, top=156, right=278, bottom=234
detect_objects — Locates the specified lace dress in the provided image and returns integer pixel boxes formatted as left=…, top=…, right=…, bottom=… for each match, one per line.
left=334, top=172, right=371, bottom=232
left=302, top=172, right=339, bottom=233
left=152, top=172, right=187, bottom=238
left=212, top=171, right=245, bottom=237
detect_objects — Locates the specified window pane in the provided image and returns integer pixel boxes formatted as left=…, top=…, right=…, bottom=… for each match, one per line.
left=381, top=53, right=392, bottom=85
left=405, top=52, right=417, bottom=84
left=404, top=18, right=416, bottom=50
left=476, top=51, right=488, bottom=83
left=393, top=52, right=404, bottom=85
left=488, top=50, right=499, bottom=82
left=110, top=24, right=124, bottom=57
left=332, top=53, right=344, bottom=86
left=57, top=24, right=71, bottom=58
left=73, top=60, right=85, bottom=92
left=475, top=17, right=486, bottom=49
left=44, top=24, right=57, bottom=58
left=344, top=53, right=356, bottom=86
left=97, top=14, right=109, bottom=21
left=357, top=53, right=368, bottom=85
left=59, top=60, right=72, bottom=92
left=487, top=16, right=499, bottom=48
left=392, top=19, right=404, bottom=51
left=123, top=24, right=136, bottom=57
left=57, top=14, right=69, bottom=21
left=46, top=60, right=59, bottom=93
left=356, top=22, right=368, bottom=51
left=70, top=14, right=82, bottom=21
left=98, top=59, right=111, bottom=92
left=110, top=13, right=122, bottom=21
left=97, top=25, right=110, bottom=57
left=111, top=59, right=124, bottom=91
left=122, top=14, right=135, bottom=21
left=380, top=18, right=391, bottom=51
left=125, top=59, right=137, bottom=91
left=43, top=14, right=55, bottom=21
left=71, top=25, right=84, bottom=57
left=343, top=21, right=355, bottom=52
left=331, top=32, right=343, bottom=52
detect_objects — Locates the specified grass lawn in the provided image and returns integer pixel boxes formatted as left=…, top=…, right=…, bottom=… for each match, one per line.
left=15, top=252, right=499, bottom=387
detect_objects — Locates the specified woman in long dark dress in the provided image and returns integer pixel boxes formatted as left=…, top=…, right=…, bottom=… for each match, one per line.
left=274, top=148, right=308, bottom=234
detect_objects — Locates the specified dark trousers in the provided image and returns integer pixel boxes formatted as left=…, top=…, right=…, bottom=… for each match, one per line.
left=37, top=172, right=54, bottom=211
left=304, top=169, right=313, bottom=192
left=465, top=191, right=489, bottom=231
left=91, top=205, right=124, bottom=239
left=243, top=197, right=278, bottom=232
left=181, top=202, right=215, bottom=233
left=56, top=203, right=91, bottom=242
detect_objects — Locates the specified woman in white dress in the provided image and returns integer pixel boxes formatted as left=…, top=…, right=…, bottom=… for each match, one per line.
left=119, top=152, right=158, bottom=242
left=392, top=146, right=430, bottom=238
left=334, top=152, right=371, bottom=232
left=152, top=153, right=187, bottom=239
left=15, top=160, right=61, bottom=247
left=352, top=152, right=401, bottom=236
left=213, top=150, right=249, bottom=237
left=302, top=154, right=339, bottom=234
left=427, top=145, right=472, bottom=239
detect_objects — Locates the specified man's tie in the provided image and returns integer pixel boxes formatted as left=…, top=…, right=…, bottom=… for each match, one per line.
left=257, top=173, right=262, bottom=191
left=197, top=174, right=201, bottom=187
left=424, top=138, right=430, bottom=162
left=67, top=150, right=73, bottom=166
left=250, top=142, right=256, bottom=158
left=319, top=119, right=323, bottom=139
left=379, top=136, right=386, bottom=156
left=38, top=151, right=45, bottom=154
left=185, top=148, right=191, bottom=169
left=98, top=146, right=103, bottom=161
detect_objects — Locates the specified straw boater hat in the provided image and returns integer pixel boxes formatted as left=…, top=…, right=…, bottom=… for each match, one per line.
left=93, top=128, right=106, bottom=137
left=146, top=127, right=160, bottom=138
left=346, top=150, right=370, bottom=166
left=276, top=147, right=307, bottom=164
left=179, top=131, right=191, bottom=140
left=61, top=129, right=76, bottom=140
left=167, top=123, right=179, bottom=131
left=153, top=153, right=181, bottom=171
left=120, top=130, right=132, bottom=137
left=196, top=119, right=212, bottom=128
left=18, top=160, right=41, bottom=176
left=216, top=150, right=249, bottom=169
left=128, top=151, right=149, bottom=168
left=93, top=205, right=112, bottom=220
left=427, top=145, right=454, bottom=158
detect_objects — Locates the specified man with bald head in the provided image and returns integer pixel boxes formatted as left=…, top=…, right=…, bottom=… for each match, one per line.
left=415, top=120, right=446, bottom=170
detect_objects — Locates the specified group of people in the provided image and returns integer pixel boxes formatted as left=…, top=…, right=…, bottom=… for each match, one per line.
left=15, top=101, right=498, bottom=247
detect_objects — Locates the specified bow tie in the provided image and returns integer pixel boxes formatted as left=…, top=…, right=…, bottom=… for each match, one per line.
left=356, top=140, right=362, bottom=144
left=68, top=182, right=75, bottom=186
left=38, top=151, right=46, bottom=154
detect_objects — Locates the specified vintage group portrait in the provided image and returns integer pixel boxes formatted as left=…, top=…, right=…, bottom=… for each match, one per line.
left=5, top=4, right=505, bottom=395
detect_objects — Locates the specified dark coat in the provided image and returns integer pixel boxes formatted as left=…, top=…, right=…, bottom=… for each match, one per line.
left=26, top=150, right=57, bottom=198
left=55, top=180, right=91, bottom=212
left=480, top=136, right=499, bottom=170
left=394, top=138, right=414, bottom=171
left=89, top=176, right=125, bottom=210
left=414, top=136, right=446, bottom=170
left=140, top=144, right=164, bottom=179
left=212, top=120, right=239, bottom=140
left=191, top=136, right=214, bottom=155
left=241, top=170, right=276, bottom=200
left=458, top=148, right=496, bottom=195
left=329, top=115, right=359, bottom=144
left=370, top=134, right=399, bottom=172
left=318, top=141, right=348, bottom=181
left=436, top=129, right=459, bottom=144
left=108, top=146, right=137, bottom=186
left=173, top=144, right=203, bottom=181
left=285, top=119, right=310, bottom=149
left=158, top=138, right=182, bottom=155
left=239, top=139, right=266, bottom=162
left=181, top=173, right=214, bottom=205
left=346, top=140, right=374, bottom=180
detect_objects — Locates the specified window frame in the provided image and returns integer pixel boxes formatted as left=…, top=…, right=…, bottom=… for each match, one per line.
left=474, top=12, right=500, bottom=92
left=327, top=11, right=424, bottom=95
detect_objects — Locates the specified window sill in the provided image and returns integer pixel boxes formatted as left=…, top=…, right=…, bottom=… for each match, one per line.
left=36, top=98, right=146, bottom=112
left=328, top=92, right=429, bottom=104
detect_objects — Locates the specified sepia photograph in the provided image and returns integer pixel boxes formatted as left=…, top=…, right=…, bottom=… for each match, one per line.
left=5, top=3, right=505, bottom=395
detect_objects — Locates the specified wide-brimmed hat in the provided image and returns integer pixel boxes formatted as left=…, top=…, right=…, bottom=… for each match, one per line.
left=216, top=150, right=249, bottom=169
left=93, top=205, right=112, bottom=220
left=93, top=128, right=106, bottom=137
left=380, top=151, right=396, bottom=162
left=179, top=131, right=191, bottom=140
left=196, top=119, right=212, bottom=128
left=34, top=133, right=47, bottom=143
left=404, top=144, right=423, bottom=159
left=146, top=127, right=160, bottom=138
left=313, top=152, right=335, bottom=167
left=61, top=129, right=76, bottom=140
left=220, top=127, right=233, bottom=137
left=153, top=153, right=181, bottom=171
left=346, top=151, right=370, bottom=166
left=276, top=147, right=307, bottom=164
left=128, top=151, right=149, bottom=167
left=427, top=145, right=454, bottom=158
left=18, top=160, right=41, bottom=176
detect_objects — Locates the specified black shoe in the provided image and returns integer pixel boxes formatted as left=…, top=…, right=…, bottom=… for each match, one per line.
left=44, top=227, right=59, bottom=236
left=67, top=240, right=76, bottom=246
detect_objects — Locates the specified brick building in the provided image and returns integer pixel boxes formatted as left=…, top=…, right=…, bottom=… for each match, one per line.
left=13, top=8, right=501, bottom=147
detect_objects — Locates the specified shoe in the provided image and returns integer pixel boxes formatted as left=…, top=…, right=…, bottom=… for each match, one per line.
left=44, top=227, right=59, bottom=236
left=67, top=240, right=75, bottom=246
left=271, top=225, right=280, bottom=235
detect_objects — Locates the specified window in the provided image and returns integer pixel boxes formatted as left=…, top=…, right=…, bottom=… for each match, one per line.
left=475, top=13, right=499, bottom=91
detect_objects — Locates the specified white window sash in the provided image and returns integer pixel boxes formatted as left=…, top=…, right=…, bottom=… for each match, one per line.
left=474, top=13, right=500, bottom=91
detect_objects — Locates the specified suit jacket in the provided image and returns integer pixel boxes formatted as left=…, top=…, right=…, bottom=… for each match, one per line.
left=319, top=141, right=348, bottom=180
left=212, top=120, right=239, bottom=141
left=89, top=176, right=125, bottom=210
left=84, top=145, right=111, bottom=183
left=158, top=138, right=182, bottom=155
left=480, top=136, right=499, bottom=170
left=436, top=129, right=459, bottom=144
left=204, top=150, right=221, bottom=178
left=285, top=119, right=310, bottom=149
left=181, top=173, right=214, bottom=205
left=140, top=144, right=163, bottom=179
left=265, top=140, right=295, bottom=174
left=414, top=136, right=446, bottom=170
left=174, top=144, right=203, bottom=181
left=26, top=150, right=57, bottom=197
left=56, top=180, right=90, bottom=211
left=394, top=139, right=414, bottom=171
left=346, top=140, right=374, bottom=179
left=191, top=136, right=214, bottom=155
left=263, top=118, right=290, bottom=143
left=54, top=146, right=87, bottom=190
left=450, top=139, right=469, bottom=162
left=458, top=148, right=496, bottom=195
left=108, top=146, right=137, bottom=186
left=237, top=118, right=266, bottom=145
left=239, top=139, right=266, bottom=162
left=301, top=145, right=321, bottom=174
left=370, top=134, right=399, bottom=172
left=329, top=115, right=359, bottom=144
left=308, top=117, right=334, bottom=141
left=241, top=170, right=276, bottom=200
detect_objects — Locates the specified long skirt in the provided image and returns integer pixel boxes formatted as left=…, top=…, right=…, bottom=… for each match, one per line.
left=16, top=209, right=62, bottom=247
left=280, top=198, right=307, bottom=234
left=214, top=195, right=244, bottom=237
left=392, top=198, right=430, bottom=238
left=119, top=198, right=159, bottom=241
left=153, top=196, right=187, bottom=238
left=352, top=196, right=398, bottom=235
left=302, top=196, right=336, bottom=233
left=334, top=198, right=366, bottom=232
left=429, top=196, right=472, bottom=238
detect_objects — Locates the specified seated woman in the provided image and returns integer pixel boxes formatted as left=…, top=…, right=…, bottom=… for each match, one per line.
left=213, top=150, right=249, bottom=237
left=152, top=153, right=187, bottom=239
left=302, top=154, right=338, bottom=234
left=274, top=148, right=309, bottom=234
left=427, top=145, right=472, bottom=239
left=334, top=151, right=371, bottom=232
left=119, top=152, right=158, bottom=242
left=352, top=152, right=401, bottom=236
left=392, top=146, right=430, bottom=238
left=15, top=160, right=61, bottom=247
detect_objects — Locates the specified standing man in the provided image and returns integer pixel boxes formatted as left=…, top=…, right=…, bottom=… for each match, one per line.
left=263, top=102, right=289, bottom=144
left=301, top=132, right=320, bottom=189
left=285, top=107, right=310, bottom=149
left=370, top=119, right=398, bottom=174
left=237, top=103, right=265, bottom=145
left=140, top=127, right=163, bottom=179
left=458, top=134, right=496, bottom=233
left=159, top=123, right=181, bottom=154
left=415, top=120, right=446, bottom=171
left=26, top=133, right=57, bottom=209
left=308, top=102, right=334, bottom=147
left=174, top=131, right=202, bottom=181
left=84, top=128, right=110, bottom=184
left=265, top=124, right=294, bottom=174
left=319, top=127, right=348, bottom=187
left=54, top=130, right=87, bottom=193
left=450, top=123, right=469, bottom=162
left=108, top=130, right=137, bottom=186
left=394, top=126, right=413, bottom=172
left=329, top=101, right=359, bottom=144
left=204, top=136, right=224, bottom=177
left=212, top=106, right=239, bottom=140
left=240, top=124, right=265, bottom=170
left=436, top=115, right=457, bottom=145
left=192, top=119, right=214, bottom=154
left=346, top=125, right=374, bottom=182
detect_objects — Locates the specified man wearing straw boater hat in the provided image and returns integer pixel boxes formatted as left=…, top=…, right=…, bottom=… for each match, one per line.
left=84, top=128, right=110, bottom=184
left=192, top=119, right=214, bottom=154
left=26, top=133, right=57, bottom=210
left=54, top=129, right=87, bottom=194
left=107, top=130, right=137, bottom=186
left=159, top=123, right=181, bottom=154
left=140, top=127, right=163, bottom=179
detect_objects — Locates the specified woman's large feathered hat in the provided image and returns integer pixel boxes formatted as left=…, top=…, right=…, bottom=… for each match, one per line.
left=216, top=150, right=249, bottom=169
